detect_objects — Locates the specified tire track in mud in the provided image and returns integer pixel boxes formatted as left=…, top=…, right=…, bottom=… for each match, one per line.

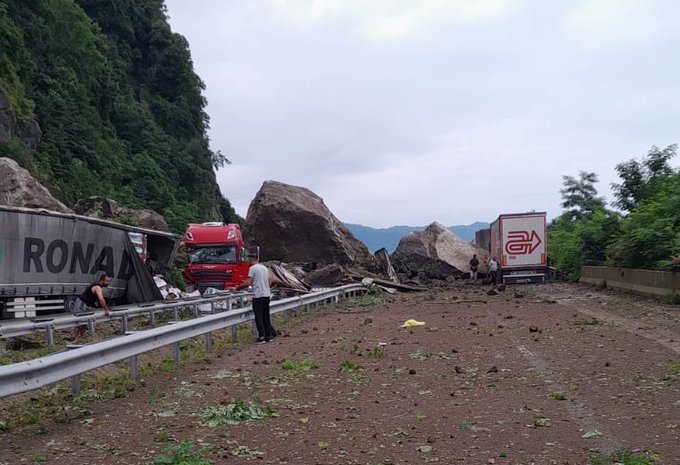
left=555, top=300, right=679, bottom=354
left=483, top=306, right=622, bottom=456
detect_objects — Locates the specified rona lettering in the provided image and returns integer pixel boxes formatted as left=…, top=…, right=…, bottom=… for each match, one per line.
left=23, top=237, right=136, bottom=280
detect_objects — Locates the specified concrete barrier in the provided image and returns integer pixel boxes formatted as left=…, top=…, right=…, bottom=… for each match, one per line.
left=580, top=266, right=680, bottom=297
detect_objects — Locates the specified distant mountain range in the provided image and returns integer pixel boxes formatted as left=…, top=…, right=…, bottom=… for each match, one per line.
left=345, top=222, right=490, bottom=254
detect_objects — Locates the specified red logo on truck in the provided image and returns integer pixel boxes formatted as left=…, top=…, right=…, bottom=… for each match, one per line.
left=505, top=230, right=542, bottom=255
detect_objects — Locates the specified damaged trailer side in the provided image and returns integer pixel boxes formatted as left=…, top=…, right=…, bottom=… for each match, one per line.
left=0, top=206, right=179, bottom=319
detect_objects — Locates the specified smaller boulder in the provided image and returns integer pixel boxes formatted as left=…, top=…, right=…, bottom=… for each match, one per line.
left=74, top=196, right=170, bottom=232
left=0, top=157, right=71, bottom=212
left=305, top=264, right=351, bottom=286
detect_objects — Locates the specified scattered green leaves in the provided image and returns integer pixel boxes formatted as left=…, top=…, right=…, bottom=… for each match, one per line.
left=201, top=399, right=277, bottom=427
left=231, top=446, right=265, bottom=459
left=590, top=450, right=660, bottom=465
left=339, top=361, right=363, bottom=372
left=367, top=347, right=384, bottom=358
left=153, top=441, right=212, bottom=465
left=574, top=318, right=604, bottom=326
left=280, top=359, right=320, bottom=371
left=409, top=350, right=449, bottom=361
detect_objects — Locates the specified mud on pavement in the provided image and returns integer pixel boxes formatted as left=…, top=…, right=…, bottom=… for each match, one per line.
left=0, top=282, right=678, bottom=464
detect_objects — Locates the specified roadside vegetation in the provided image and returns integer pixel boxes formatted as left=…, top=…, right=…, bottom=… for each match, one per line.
left=549, top=144, right=680, bottom=281
left=0, top=0, right=238, bottom=230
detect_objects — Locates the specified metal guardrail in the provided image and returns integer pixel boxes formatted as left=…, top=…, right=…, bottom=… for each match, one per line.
left=0, top=291, right=250, bottom=342
left=0, top=284, right=366, bottom=399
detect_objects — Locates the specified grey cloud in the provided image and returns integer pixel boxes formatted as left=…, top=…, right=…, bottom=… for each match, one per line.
left=166, top=0, right=680, bottom=227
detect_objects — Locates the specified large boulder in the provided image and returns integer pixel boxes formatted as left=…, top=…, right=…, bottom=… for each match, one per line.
left=391, top=222, right=488, bottom=279
left=244, top=181, right=371, bottom=265
left=74, top=196, right=170, bottom=232
left=0, top=157, right=71, bottom=212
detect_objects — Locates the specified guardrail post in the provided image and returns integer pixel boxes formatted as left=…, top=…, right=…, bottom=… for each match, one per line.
left=210, top=302, right=215, bottom=314
left=66, top=344, right=82, bottom=396
left=70, top=374, right=81, bottom=397
left=283, top=310, right=289, bottom=323
left=205, top=332, right=213, bottom=352
left=45, top=325, right=55, bottom=347
left=172, top=342, right=180, bottom=364
left=87, top=319, right=95, bottom=337
left=173, top=307, right=179, bottom=321
left=129, top=354, right=138, bottom=380
left=149, top=309, right=156, bottom=327
left=193, top=304, right=199, bottom=318
left=231, top=325, right=238, bottom=342
left=251, top=321, right=257, bottom=336
left=227, top=299, right=232, bottom=311
left=122, top=314, right=129, bottom=334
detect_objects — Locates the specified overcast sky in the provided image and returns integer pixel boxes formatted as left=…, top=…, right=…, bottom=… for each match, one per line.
left=164, top=0, right=680, bottom=228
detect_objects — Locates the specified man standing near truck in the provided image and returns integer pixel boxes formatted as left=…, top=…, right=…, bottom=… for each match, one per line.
left=469, top=254, right=480, bottom=284
left=488, top=256, right=499, bottom=285
left=236, top=255, right=276, bottom=343
left=72, top=274, right=112, bottom=340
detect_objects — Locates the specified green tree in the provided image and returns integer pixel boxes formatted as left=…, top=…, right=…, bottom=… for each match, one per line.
left=559, top=171, right=606, bottom=220
left=549, top=171, right=619, bottom=280
left=611, top=144, right=677, bottom=212
left=607, top=173, right=680, bottom=269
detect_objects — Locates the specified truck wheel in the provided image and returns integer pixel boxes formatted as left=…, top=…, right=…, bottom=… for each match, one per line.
left=64, top=296, right=78, bottom=313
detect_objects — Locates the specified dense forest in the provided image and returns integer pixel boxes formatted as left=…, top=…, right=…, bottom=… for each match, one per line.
left=0, top=0, right=237, bottom=231
left=548, top=144, right=680, bottom=281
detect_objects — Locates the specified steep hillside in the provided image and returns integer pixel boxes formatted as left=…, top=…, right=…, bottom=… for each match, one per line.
left=0, top=0, right=237, bottom=231
left=346, top=222, right=490, bottom=253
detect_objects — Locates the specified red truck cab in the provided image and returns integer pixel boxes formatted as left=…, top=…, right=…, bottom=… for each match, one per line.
left=182, top=222, right=251, bottom=292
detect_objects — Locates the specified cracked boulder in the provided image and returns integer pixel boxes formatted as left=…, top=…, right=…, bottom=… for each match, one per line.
left=391, top=222, right=488, bottom=279
left=244, top=180, right=371, bottom=265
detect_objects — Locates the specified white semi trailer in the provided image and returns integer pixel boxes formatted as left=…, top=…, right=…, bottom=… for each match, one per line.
left=489, top=212, right=548, bottom=284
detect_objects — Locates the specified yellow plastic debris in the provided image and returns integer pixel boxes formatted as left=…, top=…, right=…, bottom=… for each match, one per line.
left=401, top=319, right=426, bottom=327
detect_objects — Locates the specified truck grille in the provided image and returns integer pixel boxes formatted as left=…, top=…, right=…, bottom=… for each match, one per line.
left=197, top=282, right=227, bottom=292
left=189, top=269, right=233, bottom=280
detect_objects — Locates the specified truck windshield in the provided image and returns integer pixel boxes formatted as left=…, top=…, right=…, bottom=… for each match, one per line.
left=189, top=245, right=237, bottom=264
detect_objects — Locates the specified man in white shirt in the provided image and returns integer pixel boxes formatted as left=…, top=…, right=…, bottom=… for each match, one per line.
left=237, top=254, right=276, bottom=343
left=488, top=256, right=499, bottom=285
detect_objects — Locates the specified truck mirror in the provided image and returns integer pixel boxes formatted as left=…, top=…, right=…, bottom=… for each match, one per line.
left=247, top=246, right=260, bottom=261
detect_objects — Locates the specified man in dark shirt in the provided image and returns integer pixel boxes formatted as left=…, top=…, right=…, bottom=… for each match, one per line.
left=72, top=274, right=111, bottom=339
left=469, top=254, right=480, bottom=285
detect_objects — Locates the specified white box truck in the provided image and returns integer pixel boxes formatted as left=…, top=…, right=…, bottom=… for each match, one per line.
left=489, top=212, right=547, bottom=284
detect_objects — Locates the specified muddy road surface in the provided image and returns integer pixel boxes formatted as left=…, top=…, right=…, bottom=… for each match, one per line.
left=0, top=282, right=678, bottom=464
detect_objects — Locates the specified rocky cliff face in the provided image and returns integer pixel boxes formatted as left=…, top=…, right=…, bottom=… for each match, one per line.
left=392, top=222, right=489, bottom=279
left=0, top=157, right=71, bottom=212
left=0, top=91, right=42, bottom=166
left=244, top=181, right=371, bottom=265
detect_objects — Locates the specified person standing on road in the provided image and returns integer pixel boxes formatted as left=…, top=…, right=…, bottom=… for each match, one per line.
left=72, top=274, right=112, bottom=340
left=237, top=254, right=276, bottom=343
left=488, top=256, right=499, bottom=285
left=469, top=254, right=480, bottom=284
